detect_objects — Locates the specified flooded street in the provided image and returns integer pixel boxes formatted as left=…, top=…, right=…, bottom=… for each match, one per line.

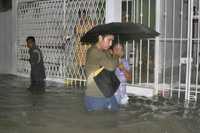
left=0, top=74, right=200, bottom=133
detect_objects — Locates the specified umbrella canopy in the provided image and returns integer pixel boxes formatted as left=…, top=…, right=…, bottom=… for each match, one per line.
left=80, top=22, right=160, bottom=44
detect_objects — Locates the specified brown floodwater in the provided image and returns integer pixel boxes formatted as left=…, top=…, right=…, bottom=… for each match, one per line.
left=0, top=74, right=199, bottom=133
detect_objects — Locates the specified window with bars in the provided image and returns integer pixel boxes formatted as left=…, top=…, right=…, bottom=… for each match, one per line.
left=122, top=0, right=156, bottom=84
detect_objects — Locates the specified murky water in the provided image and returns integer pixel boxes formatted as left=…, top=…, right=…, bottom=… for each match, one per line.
left=0, top=74, right=200, bottom=133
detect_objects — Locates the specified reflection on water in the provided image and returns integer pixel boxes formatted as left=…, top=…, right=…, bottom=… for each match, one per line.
left=0, top=74, right=200, bottom=133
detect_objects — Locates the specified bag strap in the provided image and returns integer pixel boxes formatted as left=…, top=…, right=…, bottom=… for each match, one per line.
left=93, top=67, right=104, bottom=76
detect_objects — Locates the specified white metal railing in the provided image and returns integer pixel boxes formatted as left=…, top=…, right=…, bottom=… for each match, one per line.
left=123, top=0, right=200, bottom=103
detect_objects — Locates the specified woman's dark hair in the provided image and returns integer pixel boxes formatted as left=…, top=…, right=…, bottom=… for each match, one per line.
left=26, top=36, right=35, bottom=44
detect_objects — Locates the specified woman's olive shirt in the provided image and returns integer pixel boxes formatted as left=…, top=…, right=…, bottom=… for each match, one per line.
left=85, top=45, right=118, bottom=97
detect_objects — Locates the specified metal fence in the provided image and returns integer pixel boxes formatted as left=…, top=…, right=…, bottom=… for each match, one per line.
left=16, top=0, right=105, bottom=85
left=16, top=0, right=200, bottom=103
left=123, top=0, right=200, bottom=103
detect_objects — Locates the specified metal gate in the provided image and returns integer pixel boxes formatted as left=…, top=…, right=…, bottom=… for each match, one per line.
left=16, top=0, right=105, bottom=85
left=123, top=0, right=200, bottom=103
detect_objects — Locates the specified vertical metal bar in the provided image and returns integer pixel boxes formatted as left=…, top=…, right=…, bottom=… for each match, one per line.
left=148, top=0, right=151, bottom=26
left=147, top=42, right=150, bottom=84
left=124, top=0, right=132, bottom=84
left=195, top=0, right=200, bottom=101
left=185, top=0, right=193, bottom=101
left=131, top=0, right=135, bottom=84
left=195, top=40, right=199, bottom=101
left=147, top=0, right=151, bottom=84
left=133, top=0, right=138, bottom=83
left=139, top=40, right=142, bottom=83
left=132, top=0, right=136, bottom=23
left=132, top=40, right=135, bottom=84
left=139, top=0, right=143, bottom=84
left=125, top=42, right=128, bottom=60
left=154, top=0, right=161, bottom=95
left=134, top=0, right=139, bottom=83
left=178, top=0, right=184, bottom=99
left=63, top=0, right=66, bottom=35
left=125, top=0, right=129, bottom=62
left=63, top=0, right=66, bottom=79
left=136, top=0, right=139, bottom=23
left=170, top=0, right=176, bottom=97
left=163, top=0, right=167, bottom=85
left=126, top=0, right=129, bottom=22
left=135, top=42, right=139, bottom=83
left=140, top=0, right=143, bottom=23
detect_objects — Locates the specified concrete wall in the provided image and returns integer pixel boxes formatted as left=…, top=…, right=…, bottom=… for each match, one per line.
left=0, top=10, right=12, bottom=73
left=0, top=0, right=16, bottom=74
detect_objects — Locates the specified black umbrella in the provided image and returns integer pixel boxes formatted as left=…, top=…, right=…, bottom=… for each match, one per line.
left=82, top=22, right=159, bottom=98
left=80, top=22, right=160, bottom=44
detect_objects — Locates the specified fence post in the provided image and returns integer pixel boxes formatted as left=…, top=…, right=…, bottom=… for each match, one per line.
left=154, top=0, right=161, bottom=96
left=185, top=0, right=194, bottom=101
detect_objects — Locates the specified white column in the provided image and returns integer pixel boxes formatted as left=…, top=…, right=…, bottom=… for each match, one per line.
left=154, top=0, right=161, bottom=95
left=106, top=0, right=122, bottom=23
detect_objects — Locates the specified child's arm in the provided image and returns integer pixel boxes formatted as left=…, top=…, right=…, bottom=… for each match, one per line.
left=122, top=69, right=132, bottom=81
left=118, top=63, right=132, bottom=81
